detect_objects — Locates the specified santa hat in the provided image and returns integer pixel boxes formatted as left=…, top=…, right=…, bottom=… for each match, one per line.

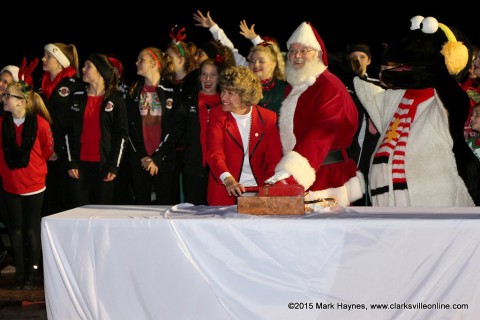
left=1, top=65, right=19, bottom=82
left=107, top=56, right=124, bottom=78
left=287, top=22, right=328, bottom=66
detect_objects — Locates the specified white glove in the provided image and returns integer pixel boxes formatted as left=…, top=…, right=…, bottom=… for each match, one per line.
left=265, top=171, right=291, bottom=185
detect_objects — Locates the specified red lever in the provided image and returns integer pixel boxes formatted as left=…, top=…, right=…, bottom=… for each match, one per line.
left=243, top=185, right=304, bottom=196
left=244, top=187, right=259, bottom=193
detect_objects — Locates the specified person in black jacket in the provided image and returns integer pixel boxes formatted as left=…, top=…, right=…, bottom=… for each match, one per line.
left=328, top=44, right=381, bottom=206
left=182, top=58, right=233, bottom=205
left=38, top=43, right=85, bottom=215
left=126, top=47, right=187, bottom=205
left=65, top=54, right=128, bottom=207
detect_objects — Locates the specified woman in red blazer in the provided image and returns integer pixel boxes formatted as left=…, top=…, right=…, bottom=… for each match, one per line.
left=207, top=66, right=283, bottom=205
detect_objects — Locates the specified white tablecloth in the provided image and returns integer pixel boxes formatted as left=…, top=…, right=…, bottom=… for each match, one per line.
left=41, top=204, right=480, bottom=320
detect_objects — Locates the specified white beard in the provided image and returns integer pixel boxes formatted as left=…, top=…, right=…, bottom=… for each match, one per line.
left=286, top=58, right=325, bottom=86
left=279, top=58, right=325, bottom=154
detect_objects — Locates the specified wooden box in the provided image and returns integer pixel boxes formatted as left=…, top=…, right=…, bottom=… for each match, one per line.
left=237, top=196, right=305, bottom=215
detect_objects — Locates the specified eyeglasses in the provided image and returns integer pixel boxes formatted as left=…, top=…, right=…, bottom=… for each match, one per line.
left=2, top=92, right=24, bottom=100
left=288, top=48, right=316, bottom=56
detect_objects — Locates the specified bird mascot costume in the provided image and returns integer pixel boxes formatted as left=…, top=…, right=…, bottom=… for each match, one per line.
left=354, top=16, right=480, bottom=206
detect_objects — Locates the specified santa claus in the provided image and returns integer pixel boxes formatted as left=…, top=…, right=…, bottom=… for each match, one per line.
left=266, top=22, right=364, bottom=209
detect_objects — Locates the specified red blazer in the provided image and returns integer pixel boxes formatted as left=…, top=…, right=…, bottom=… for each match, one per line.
left=207, top=105, right=283, bottom=205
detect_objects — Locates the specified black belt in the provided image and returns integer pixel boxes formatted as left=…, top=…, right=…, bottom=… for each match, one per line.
left=323, top=149, right=346, bottom=165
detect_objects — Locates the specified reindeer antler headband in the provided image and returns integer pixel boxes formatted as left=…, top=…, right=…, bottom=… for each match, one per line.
left=18, top=57, right=38, bottom=94
left=169, top=25, right=187, bottom=57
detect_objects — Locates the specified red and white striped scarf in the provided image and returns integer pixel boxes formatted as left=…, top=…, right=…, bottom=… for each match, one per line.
left=370, top=88, right=434, bottom=206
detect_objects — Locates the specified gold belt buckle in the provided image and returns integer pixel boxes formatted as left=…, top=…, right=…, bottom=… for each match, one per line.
left=304, top=195, right=338, bottom=207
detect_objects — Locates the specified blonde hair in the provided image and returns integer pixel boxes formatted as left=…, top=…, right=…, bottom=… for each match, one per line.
left=142, top=47, right=168, bottom=73
left=219, top=66, right=263, bottom=106
left=52, top=43, right=80, bottom=76
left=248, top=42, right=286, bottom=81
left=8, top=82, right=51, bottom=123
left=167, top=41, right=197, bottom=74
left=129, top=47, right=174, bottom=96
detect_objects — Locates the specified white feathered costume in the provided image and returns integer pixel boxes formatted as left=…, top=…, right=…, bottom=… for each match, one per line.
left=354, top=78, right=474, bottom=206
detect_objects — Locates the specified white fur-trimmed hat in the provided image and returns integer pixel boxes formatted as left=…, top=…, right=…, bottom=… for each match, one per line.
left=1, top=65, right=19, bottom=82
left=287, top=22, right=328, bottom=66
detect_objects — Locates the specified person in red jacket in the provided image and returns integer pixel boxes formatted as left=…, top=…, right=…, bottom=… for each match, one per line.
left=0, top=63, right=54, bottom=290
left=207, top=66, right=283, bottom=205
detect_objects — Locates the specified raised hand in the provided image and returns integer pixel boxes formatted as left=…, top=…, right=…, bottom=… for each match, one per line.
left=239, top=20, right=257, bottom=40
left=193, top=10, right=215, bottom=29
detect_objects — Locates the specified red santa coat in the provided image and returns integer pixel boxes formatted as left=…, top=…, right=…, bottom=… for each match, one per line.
left=277, top=70, right=364, bottom=206
left=207, top=105, right=283, bottom=206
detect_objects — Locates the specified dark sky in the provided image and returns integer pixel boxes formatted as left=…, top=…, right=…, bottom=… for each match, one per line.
left=5, top=2, right=476, bottom=83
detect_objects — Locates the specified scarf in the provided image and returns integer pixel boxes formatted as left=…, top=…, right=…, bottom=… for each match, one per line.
left=370, top=88, right=434, bottom=206
left=41, top=66, right=77, bottom=99
left=2, top=112, right=38, bottom=169
left=261, top=78, right=276, bottom=91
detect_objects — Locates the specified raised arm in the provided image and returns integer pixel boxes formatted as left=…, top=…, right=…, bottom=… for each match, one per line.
left=193, top=10, right=250, bottom=66
left=193, top=10, right=215, bottom=28
left=239, top=20, right=263, bottom=46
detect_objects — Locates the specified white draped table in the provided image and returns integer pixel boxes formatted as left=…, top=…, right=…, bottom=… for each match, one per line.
left=41, top=204, right=480, bottom=319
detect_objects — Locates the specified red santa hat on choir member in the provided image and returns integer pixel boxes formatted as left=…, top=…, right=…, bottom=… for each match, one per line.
left=107, top=56, right=124, bottom=78
left=287, top=22, right=328, bottom=66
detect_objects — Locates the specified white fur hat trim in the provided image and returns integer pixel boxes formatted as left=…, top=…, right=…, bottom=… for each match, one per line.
left=1, top=65, right=19, bottom=82
left=287, top=22, right=321, bottom=51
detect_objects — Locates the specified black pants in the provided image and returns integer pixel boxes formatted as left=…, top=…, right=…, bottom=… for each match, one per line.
left=69, top=161, right=115, bottom=207
left=0, top=180, right=10, bottom=256
left=182, top=169, right=208, bottom=205
left=113, top=158, right=134, bottom=205
left=43, top=157, right=73, bottom=216
left=4, top=190, right=44, bottom=282
left=130, top=163, right=179, bottom=205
